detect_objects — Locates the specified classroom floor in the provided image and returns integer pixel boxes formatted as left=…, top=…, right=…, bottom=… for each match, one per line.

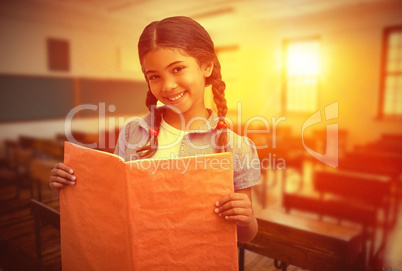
left=0, top=163, right=401, bottom=271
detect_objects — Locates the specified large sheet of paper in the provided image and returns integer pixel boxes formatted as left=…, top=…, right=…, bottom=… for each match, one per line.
left=61, top=142, right=238, bottom=270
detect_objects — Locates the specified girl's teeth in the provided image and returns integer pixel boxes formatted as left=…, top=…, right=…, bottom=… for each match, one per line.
left=168, top=92, right=184, bottom=101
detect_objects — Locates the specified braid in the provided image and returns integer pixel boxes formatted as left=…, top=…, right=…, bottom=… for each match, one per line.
left=145, top=89, right=158, bottom=111
left=136, top=89, right=163, bottom=159
left=144, top=71, right=158, bottom=112
left=211, top=59, right=229, bottom=152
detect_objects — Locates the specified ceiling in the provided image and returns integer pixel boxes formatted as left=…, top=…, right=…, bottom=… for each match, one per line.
left=30, top=0, right=384, bottom=26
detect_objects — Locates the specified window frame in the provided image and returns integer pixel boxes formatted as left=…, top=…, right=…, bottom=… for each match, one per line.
left=378, top=25, right=402, bottom=120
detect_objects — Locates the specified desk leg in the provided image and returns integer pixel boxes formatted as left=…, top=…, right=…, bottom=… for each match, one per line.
left=37, top=181, right=42, bottom=202
left=34, top=216, right=42, bottom=261
left=238, top=247, right=245, bottom=271
left=274, top=258, right=288, bottom=271
left=30, top=179, right=34, bottom=199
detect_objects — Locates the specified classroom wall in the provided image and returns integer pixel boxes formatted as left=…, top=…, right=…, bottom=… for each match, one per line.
left=0, top=1, right=144, bottom=78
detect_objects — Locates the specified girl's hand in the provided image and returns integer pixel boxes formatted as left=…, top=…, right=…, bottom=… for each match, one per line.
left=215, top=188, right=258, bottom=243
left=214, top=192, right=254, bottom=227
left=49, top=163, right=76, bottom=193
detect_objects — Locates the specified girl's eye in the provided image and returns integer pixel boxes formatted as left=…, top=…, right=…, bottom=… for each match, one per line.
left=148, top=75, right=159, bottom=81
left=173, top=66, right=185, bottom=73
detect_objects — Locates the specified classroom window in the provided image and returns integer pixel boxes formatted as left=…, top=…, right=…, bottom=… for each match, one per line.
left=47, top=38, right=70, bottom=72
left=283, top=38, right=320, bottom=113
left=379, top=26, right=402, bottom=117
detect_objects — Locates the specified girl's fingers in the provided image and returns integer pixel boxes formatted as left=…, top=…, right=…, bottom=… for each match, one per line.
left=224, top=215, right=253, bottom=227
left=215, top=197, right=251, bottom=214
left=214, top=193, right=253, bottom=226
left=215, top=206, right=253, bottom=227
left=216, top=206, right=252, bottom=218
left=51, top=182, right=66, bottom=191
left=50, top=168, right=76, bottom=182
left=214, top=203, right=250, bottom=218
left=218, top=201, right=250, bottom=211
left=54, top=163, right=74, bottom=174
left=49, top=177, right=74, bottom=193
left=216, top=193, right=245, bottom=207
left=50, top=182, right=68, bottom=194
left=51, top=182, right=66, bottom=188
left=49, top=163, right=76, bottom=192
left=50, top=176, right=76, bottom=186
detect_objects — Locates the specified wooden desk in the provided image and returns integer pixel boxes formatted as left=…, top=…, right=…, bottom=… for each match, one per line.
left=283, top=168, right=392, bottom=267
left=238, top=209, right=363, bottom=271
left=339, top=152, right=401, bottom=227
left=30, top=199, right=60, bottom=261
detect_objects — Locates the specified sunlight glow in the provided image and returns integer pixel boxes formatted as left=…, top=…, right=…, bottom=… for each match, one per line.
left=287, top=42, right=320, bottom=76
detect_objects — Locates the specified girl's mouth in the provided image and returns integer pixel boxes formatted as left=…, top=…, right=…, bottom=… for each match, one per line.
left=166, top=91, right=186, bottom=103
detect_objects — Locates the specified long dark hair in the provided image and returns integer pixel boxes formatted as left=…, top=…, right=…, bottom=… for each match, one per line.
left=136, top=16, right=228, bottom=158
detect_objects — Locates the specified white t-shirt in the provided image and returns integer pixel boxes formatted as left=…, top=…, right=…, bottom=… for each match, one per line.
left=151, top=118, right=189, bottom=159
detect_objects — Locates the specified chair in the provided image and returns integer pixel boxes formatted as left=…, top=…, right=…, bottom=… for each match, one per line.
left=0, top=140, right=19, bottom=200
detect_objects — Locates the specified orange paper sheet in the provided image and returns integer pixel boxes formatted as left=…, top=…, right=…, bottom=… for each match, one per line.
left=61, top=142, right=238, bottom=270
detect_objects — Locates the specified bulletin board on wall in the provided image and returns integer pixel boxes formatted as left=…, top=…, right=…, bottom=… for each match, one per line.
left=78, top=79, right=148, bottom=117
left=0, top=74, right=148, bottom=122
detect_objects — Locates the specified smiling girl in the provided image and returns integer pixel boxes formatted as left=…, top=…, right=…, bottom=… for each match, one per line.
left=50, top=16, right=261, bottom=243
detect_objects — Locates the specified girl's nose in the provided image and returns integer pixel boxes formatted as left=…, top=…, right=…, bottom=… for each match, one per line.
left=162, top=76, right=178, bottom=92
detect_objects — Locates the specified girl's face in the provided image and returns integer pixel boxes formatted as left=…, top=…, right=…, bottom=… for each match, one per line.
left=142, top=47, right=213, bottom=118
